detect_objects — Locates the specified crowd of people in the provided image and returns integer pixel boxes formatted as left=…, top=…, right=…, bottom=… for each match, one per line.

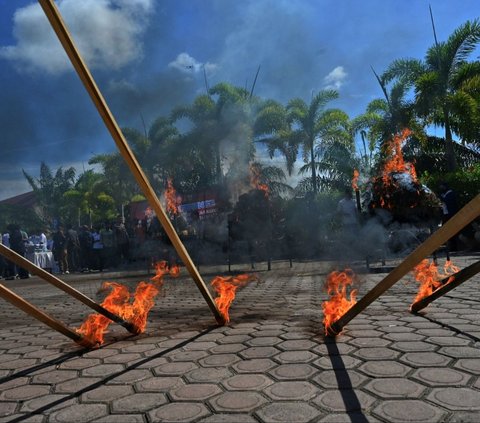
left=0, top=217, right=133, bottom=279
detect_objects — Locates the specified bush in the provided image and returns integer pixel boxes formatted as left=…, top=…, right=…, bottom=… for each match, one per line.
left=421, top=164, right=480, bottom=208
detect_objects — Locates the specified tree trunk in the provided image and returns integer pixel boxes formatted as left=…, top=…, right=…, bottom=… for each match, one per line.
left=444, top=109, right=458, bottom=172
left=310, top=141, right=317, bottom=194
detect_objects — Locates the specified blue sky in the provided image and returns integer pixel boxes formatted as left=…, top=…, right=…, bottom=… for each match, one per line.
left=0, top=0, right=479, bottom=200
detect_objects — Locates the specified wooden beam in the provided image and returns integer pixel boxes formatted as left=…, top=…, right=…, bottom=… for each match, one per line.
left=37, top=0, right=224, bottom=325
left=0, top=284, right=94, bottom=348
left=0, top=244, right=139, bottom=333
left=327, top=194, right=480, bottom=336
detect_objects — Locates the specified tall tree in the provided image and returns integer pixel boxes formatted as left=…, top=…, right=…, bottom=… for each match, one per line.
left=23, top=162, right=76, bottom=226
left=287, top=90, right=350, bottom=193
left=383, top=19, right=480, bottom=171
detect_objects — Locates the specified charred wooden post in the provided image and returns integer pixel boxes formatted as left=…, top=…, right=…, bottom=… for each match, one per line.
left=0, top=244, right=140, bottom=334
left=410, top=260, right=480, bottom=313
left=355, top=189, right=361, bottom=213
left=38, top=0, right=225, bottom=325
left=0, top=284, right=95, bottom=348
left=326, top=194, right=480, bottom=336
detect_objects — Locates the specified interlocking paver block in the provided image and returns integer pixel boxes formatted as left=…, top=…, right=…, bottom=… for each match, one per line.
left=256, top=402, right=323, bottom=422
left=400, top=352, right=452, bottom=367
left=240, top=347, right=279, bottom=359
left=199, top=353, right=240, bottom=367
left=49, top=404, right=108, bottom=423
left=109, top=369, right=152, bottom=384
left=314, top=390, right=376, bottom=412
left=439, top=346, right=480, bottom=358
left=364, top=378, right=426, bottom=398
left=153, top=361, right=197, bottom=376
left=348, top=337, right=391, bottom=348
left=209, top=391, right=267, bottom=412
left=111, top=392, right=167, bottom=413
left=149, top=402, right=211, bottom=421
left=455, top=358, right=480, bottom=374
left=81, top=364, right=124, bottom=377
left=199, top=414, right=258, bottom=422
left=168, top=350, right=208, bottom=361
left=274, top=350, right=316, bottom=363
left=372, top=400, right=446, bottom=422
left=314, top=356, right=362, bottom=370
left=185, top=367, right=232, bottom=383
left=391, top=341, right=437, bottom=352
left=0, top=402, right=17, bottom=417
left=170, top=383, right=222, bottom=401
left=427, top=387, right=480, bottom=410
left=313, top=369, right=367, bottom=389
left=268, top=364, right=317, bottom=380
left=264, top=381, right=317, bottom=400
left=20, top=394, right=76, bottom=413
left=0, top=385, right=51, bottom=401
left=411, top=368, right=471, bottom=386
left=58, top=358, right=101, bottom=370
left=32, top=370, right=78, bottom=384
left=81, top=385, right=133, bottom=402
left=135, top=376, right=184, bottom=392
left=354, top=347, right=400, bottom=361
left=55, top=377, right=100, bottom=394
left=222, top=374, right=273, bottom=391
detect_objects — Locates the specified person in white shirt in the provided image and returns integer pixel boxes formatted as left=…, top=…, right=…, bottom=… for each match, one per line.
left=337, top=188, right=359, bottom=230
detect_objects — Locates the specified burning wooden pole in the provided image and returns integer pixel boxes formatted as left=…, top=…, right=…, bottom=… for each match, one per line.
left=0, top=284, right=95, bottom=348
left=0, top=244, right=140, bottom=334
left=326, top=194, right=480, bottom=336
left=38, top=0, right=225, bottom=325
left=410, top=260, right=480, bottom=313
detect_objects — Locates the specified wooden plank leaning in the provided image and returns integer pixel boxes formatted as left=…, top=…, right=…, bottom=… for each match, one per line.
left=0, top=244, right=140, bottom=334
left=37, top=0, right=225, bottom=325
left=326, top=194, right=480, bottom=336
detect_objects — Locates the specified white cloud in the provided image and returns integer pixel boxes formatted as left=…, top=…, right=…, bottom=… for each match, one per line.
left=0, top=0, right=153, bottom=75
left=168, top=52, right=218, bottom=75
left=323, top=66, right=348, bottom=90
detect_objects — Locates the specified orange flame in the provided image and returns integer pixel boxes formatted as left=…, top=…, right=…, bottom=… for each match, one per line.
left=76, top=261, right=179, bottom=344
left=382, top=129, right=417, bottom=185
left=165, top=178, right=180, bottom=216
left=250, top=164, right=269, bottom=197
left=322, top=269, right=357, bottom=335
left=352, top=169, right=360, bottom=191
left=211, top=274, right=258, bottom=323
left=412, top=259, right=459, bottom=303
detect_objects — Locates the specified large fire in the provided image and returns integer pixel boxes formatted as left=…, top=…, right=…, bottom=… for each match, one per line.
left=250, top=163, right=269, bottom=197
left=77, top=261, right=179, bottom=344
left=411, top=259, right=459, bottom=303
left=165, top=178, right=180, bottom=216
left=322, top=269, right=357, bottom=335
left=367, top=129, right=438, bottom=221
left=382, top=128, right=417, bottom=185
left=211, top=274, right=258, bottom=323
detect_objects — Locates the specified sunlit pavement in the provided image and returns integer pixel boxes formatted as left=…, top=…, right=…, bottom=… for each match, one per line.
left=1, top=255, right=480, bottom=422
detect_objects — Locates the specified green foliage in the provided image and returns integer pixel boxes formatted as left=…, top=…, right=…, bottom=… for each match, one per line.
left=421, top=164, right=480, bottom=208
left=0, top=204, right=44, bottom=234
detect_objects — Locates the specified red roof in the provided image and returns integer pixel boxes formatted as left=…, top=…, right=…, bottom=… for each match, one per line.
left=0, top=191, right=37, bottom=208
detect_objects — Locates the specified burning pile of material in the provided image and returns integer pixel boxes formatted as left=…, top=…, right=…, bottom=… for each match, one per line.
left=322, top=269, right=357, bottom=335
left=411, top=259, right=459, bottom=303
left=366, top=129, right=440, bottom=222
left=211, top=274, right=259, bottom=323
left=77, top=261, right=179, bottom=344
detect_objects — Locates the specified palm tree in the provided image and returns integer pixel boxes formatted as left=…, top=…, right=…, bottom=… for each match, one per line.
left=171, top=82, right=256, bottom=186
left=23, top=162, right=76, bottom=226
left=287, top=90, right=351, bottom=193
left=383, top=19, right=480, bottom=171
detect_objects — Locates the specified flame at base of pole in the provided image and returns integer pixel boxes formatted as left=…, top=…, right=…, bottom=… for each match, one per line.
left=76, top=261, right=179, bottom=344
left=322, top=269, right=357, bottom=336
left=211, top=274, right=259, bottom=324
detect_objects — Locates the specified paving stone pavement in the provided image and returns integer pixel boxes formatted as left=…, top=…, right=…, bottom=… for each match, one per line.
left=1, top=255, right=480, bottom=422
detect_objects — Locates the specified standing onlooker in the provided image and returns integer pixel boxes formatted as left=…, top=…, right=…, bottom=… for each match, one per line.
left=78, top=226, right=93, bottom=272
left=115, top=217, right=130, bottom=266
left=52, top=226, right=69, bottom=274
left=66, top=224, right=80, bottom=272
left=9, top=224, right=29, bottom=279
left=439, top=182, right=458, bottom=251
left=100, top=223, right=115, bottom=269
left=91, top=226, right=104, bottom=272
left=1, top=228, right=14, bottom=279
